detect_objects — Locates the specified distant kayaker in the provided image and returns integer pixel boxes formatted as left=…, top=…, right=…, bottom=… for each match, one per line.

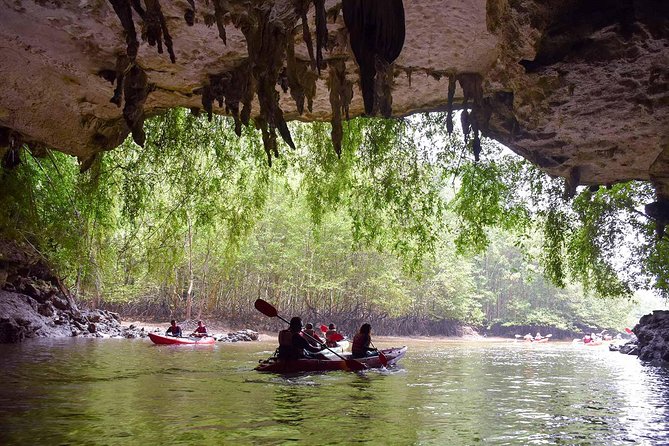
left=352, top=323, right=378, bottom=358
left=325, top=323, right=339, bottom=347
left=303, top=323, right=322, bottom=346
left=277, top=317, right=324, bottom=360
left=535, top=332, right=543, bottom=341
left=166, top=320, right=182, bottom=337
left=191, top=320, right=208, bottom=337
left=583, top=333, right=592, bottom=344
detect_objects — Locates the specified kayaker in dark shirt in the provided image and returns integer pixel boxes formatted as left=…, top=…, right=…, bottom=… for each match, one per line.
left=278, top=317, right=324, bottom=360
left=166, top=320, right=182, bottom=337
left=190, top=320, right=208, bottom=337
left=352, top=323, right=378, bottom=358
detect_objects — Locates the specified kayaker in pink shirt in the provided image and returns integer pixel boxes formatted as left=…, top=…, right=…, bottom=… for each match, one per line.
left=191, top=320, right=208, bottom=337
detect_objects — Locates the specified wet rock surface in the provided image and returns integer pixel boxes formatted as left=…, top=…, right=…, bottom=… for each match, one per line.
left=633, top=310, right=669, bottom=364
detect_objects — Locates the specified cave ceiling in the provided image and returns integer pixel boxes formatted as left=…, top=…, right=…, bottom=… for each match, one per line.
left=0, top=0, right=668, bottom=199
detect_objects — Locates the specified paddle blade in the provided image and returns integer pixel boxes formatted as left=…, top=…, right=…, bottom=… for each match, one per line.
left=254, top=299, right=278, bottom=318
left=378, top=350, right=388, bottom=367
left=330, top=333, right=345, bottom=342
left=546, top=334, right=553, bottom=338
left=320, top=325, right=328, bottom=333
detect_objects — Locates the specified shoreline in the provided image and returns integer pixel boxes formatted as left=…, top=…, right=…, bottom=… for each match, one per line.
left=122, top=320, right=525, bottom=343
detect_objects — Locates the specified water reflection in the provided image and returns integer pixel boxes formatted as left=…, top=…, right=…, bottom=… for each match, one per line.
left=0, top=338, right=666, bottom=445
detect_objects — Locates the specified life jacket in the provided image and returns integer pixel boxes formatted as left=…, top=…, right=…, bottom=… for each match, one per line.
left=279, top=329, right=293, bottom=347
left=352, top=333, right=370, bottom=355
left=325, top=329, right=337, bottom=346
left=167, top=325, right=181, bottom=336
left=278, top=329, right=300, bottom=359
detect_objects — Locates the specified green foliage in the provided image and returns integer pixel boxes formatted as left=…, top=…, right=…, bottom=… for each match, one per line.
left=1, top=108, right=667, bottom=332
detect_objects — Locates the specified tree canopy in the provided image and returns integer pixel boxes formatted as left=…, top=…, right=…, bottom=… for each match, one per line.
left=0, top=109, right=665, bottom=331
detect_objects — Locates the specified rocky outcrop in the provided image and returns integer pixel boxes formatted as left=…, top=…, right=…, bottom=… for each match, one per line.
left=217, top=329, right=259, bottom=342
left=1, top=1, right=668, bottom=206
left=0, top=239, right=147, bottom=342
left=0, top=289, right=148, bottom=342
left=634, top=310, right=669, bottom=364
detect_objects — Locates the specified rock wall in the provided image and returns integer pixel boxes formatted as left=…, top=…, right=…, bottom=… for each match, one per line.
left=1, top=0, right=668, bottom=204
left=634, top=310, right=669, bottom=364
left=0, top=239, right=138, bottom=342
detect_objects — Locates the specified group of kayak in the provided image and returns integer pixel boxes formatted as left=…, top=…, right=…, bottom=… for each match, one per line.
left=257, top=314, right=406, bottom=372
left=147, top=300, right=407, bottom=373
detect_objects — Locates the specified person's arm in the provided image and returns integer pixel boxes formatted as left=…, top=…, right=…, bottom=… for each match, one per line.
left=367, top=335, right=377, bottom=350
left=296, top=334, right=323, bottom=352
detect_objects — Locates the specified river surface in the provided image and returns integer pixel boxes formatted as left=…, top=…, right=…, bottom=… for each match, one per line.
left=0, top=337, right=667, bottom=445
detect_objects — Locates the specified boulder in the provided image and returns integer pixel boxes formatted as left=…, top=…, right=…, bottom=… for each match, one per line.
left=634, top=310, right=669, bottom=364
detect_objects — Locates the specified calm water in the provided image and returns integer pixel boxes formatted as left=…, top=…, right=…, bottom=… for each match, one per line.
left=0, top=337, right=667, bottom=445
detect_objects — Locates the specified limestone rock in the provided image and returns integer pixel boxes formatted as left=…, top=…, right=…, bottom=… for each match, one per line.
left=0, top=0, right=668, bottom=196
left=634, top=310, right=669, bottom=364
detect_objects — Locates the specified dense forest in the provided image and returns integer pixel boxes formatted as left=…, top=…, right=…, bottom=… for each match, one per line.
left=0, top=110, right=665, bottom=335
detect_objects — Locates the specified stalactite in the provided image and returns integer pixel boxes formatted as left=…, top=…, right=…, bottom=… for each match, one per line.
left=195, top=62, right=253, bottom=136
left=458, top=73, right=484, bottom=161
left=343, top=0, right=405, bottom=116
left=184, top=0, right=195, bottom=26
left=232, top=2, right=298, bottom=164
left=212, top=0, right=230, bottom=44
left=143, top=0, right=176, bottom=63
left=107, top=0, right=140, bottom=60
left=286, top=32, right=317, bottom=115
left=327, top=59, right=353, bottom=158
left=108, top=0, right=175, bottom=62
left=446, top=74, right=455, bottom=134
left=563, top=166, right=581, bottom=200
left=108, top=58, right=154, bottom=147
left=293, top=0, right=316, bottom=70
left=313, top=0, right=328, bottom=73
left=123, top=65, right=155, bottom=147
left=110, top=55, right=131, bottom=107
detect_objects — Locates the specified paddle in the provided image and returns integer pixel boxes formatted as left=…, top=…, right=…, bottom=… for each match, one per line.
left=369, top=340, right=388, bottom=367
left=329, top=333, right=345, bottom=342
left=253, top=299, right=366, bottom=371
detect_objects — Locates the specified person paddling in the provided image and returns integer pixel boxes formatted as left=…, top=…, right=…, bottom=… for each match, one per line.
left=352, top=323, right=378, bottom=358
left=190, top=320, right=208, bottom=338
left=325, top=323, right=339, bottom=347
left=303, top=323, right=323, bottom=347
left=277, top=317, right=324, bottom=360
left=166, top=320, right=182, bottom=337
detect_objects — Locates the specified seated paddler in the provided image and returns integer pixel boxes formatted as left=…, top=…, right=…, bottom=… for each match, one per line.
left=278, top=317, right=324, bottom=360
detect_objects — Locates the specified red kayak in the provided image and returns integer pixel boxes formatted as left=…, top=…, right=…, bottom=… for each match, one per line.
left=148, top=332, right=216, bottom=345
left=255, top=346, right=407, bottom=373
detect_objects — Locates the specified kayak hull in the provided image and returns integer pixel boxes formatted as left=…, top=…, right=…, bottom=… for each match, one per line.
left=148, top=332, right=216, bottom=345
left=255, top=346, right=407, bottom=373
